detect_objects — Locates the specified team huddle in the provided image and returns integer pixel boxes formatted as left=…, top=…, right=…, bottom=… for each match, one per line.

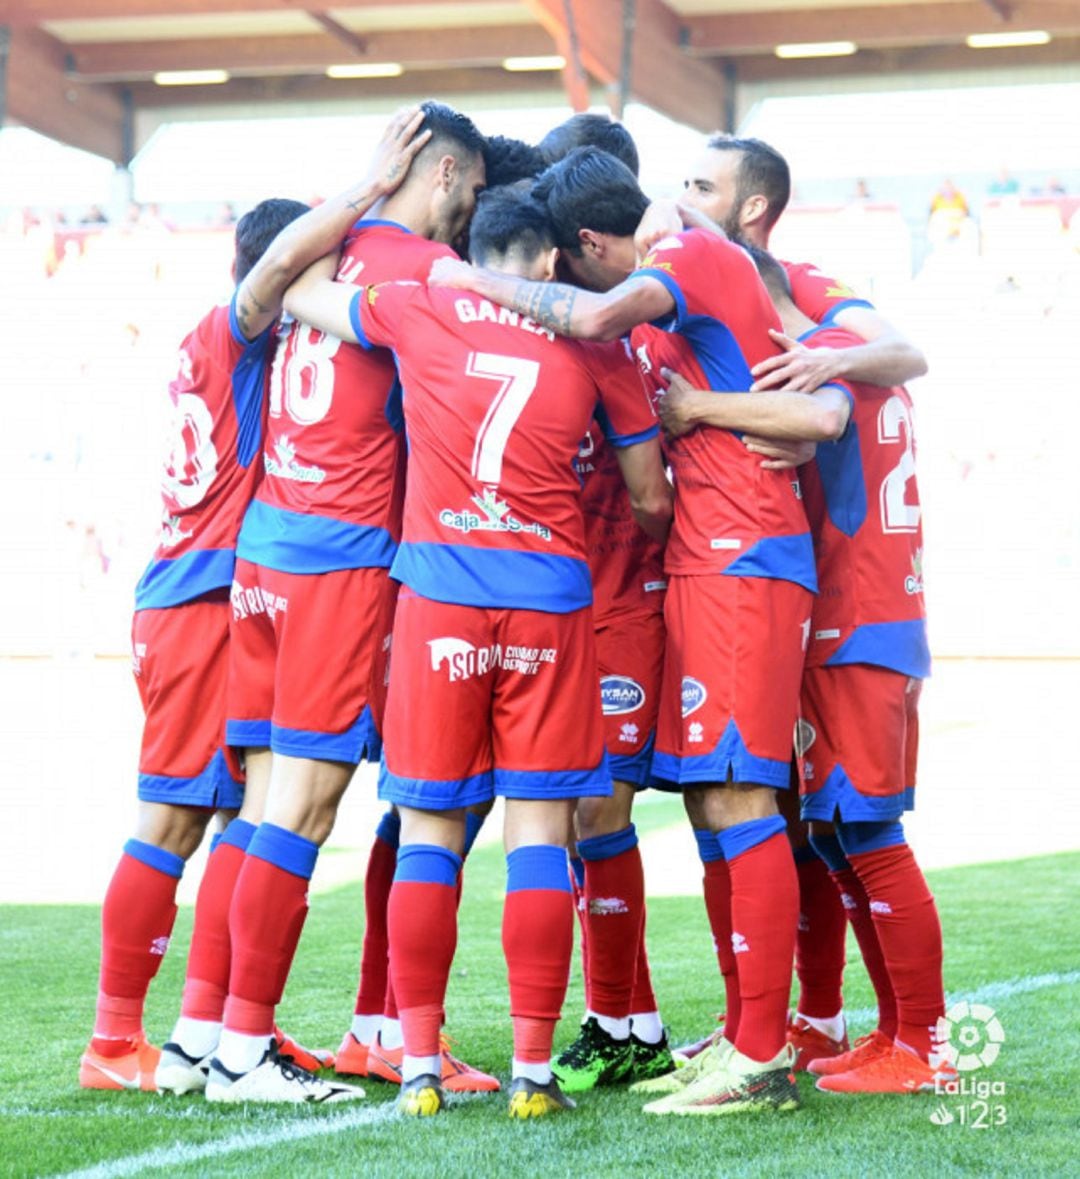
left=80, top=100, right=951, bottom=1119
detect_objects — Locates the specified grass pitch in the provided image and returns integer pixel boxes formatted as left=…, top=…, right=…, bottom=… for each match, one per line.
left=2, top=798, right=1076, bottom=1179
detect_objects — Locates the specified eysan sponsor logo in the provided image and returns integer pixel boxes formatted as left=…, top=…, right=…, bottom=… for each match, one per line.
left=600, top=675, right=646, bottom=716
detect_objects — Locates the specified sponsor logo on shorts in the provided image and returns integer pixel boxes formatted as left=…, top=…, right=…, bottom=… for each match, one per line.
left=709, top=537, right=742, bottom=550
left=905, top=547, right=925, bottom=595
left=132, top=641, right=147, bottom=677
left=869, top=900, right=894, bottom=915
left=439, top=487, right=551, bottom=542
left=644, top=579, right=667, bottom=593
left=814, top=628, right=841, bottom=641
left=619, top=722, right=639, bottom=744
left=231, top=581, right=288, bottom=622
left=600, top=675, right=646, bottom=716
left=588, top=896, right=629, bottom=916
left=149, top=935, right=170, bottom=956
left=681, top=676, right=707, bottom=717
left=731, top=931, right=749, bottom=954
left=427, top=637, right=557, bottom=682
left=688, top=721, right=704, bottom=744
left=794, top=718, right=817, bottom=756
left=264, top=436, right=326, bottom=484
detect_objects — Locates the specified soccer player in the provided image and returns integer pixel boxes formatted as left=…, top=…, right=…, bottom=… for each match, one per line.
left=431, top=148, right=815, bottom=1116
left=538, top=112, right=640, bottom=177
left=80, top=107, right=433, bottom=1095
left=284, top=185, right=672, bottom=1118
left=188, top=102, right=485, bottom=1105
left=658, top=246, right=951, bottom=1095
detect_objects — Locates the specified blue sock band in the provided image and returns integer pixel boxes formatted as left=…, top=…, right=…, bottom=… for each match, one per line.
left=247, top=823, right=319, bottom=880
left=568, top=854, right=585, bottom=890
left=692, top=827, right=724, bottom=864
left=836, top=819, right=906, bottom=858
left=218, top=818, right=257, bottom=853
left=577, top=823, right=638, bottom=862
left=123, top=838, right=185, bottom=880
left=716, top=814, right=786, bottom=862
left=506, top=845, right=572, bottom=894
left=463, top=810, right=486, bottom=857
left=394, top=843, right=462, bottom=887
left=808, top=832, right=851, bottom=874
left=375, top=809, right=401, bottom=850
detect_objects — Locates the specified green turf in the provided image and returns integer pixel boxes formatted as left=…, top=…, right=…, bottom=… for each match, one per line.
left=2, top=801, right=1076, bottom=1178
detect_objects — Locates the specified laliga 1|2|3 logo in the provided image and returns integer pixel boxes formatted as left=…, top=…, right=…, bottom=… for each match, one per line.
left=928, top=1002, right=1007, bottom=1130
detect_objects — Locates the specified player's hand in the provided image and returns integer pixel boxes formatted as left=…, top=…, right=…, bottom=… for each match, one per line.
left=635, top=199, right=684, bottom=259
left=742, top=433, right=816, bottom=470
left=751, top=330, right=839, bottom=392
left=367, top=106, right=432, bottom=196
left=428, top=255, right=479, bottom=289
left=657, top=367, right=705, bottom=437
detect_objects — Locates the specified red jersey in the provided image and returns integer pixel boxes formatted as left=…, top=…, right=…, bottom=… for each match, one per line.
left=353, top=282, right=659, bottom=613
left=782, top=261, right=874, bottom=324
left=237, top=220, right=454, bottom=574
left=136, top=296, right=274, bottom=610
left=633, top=230, right=815, bottom=589
left=799, top=325, right=929, bottom=678
left=577, top=427, right=666, bottom=625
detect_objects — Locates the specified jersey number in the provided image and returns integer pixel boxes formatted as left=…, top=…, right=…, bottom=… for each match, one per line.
left=162, top=391, right=217, bottom=510
left=466, top=352, right=540, bottom=486
left=878, top=394, right=920, bottom=533
left=269, top=321, right=341, bottom=426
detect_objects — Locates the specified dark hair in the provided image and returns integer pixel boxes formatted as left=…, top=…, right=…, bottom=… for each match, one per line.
left=739, top=240, right=793, bottom=302
left=539, top=113, right=640, bottom=177
left=234, top=198, right=310, bottom=282
left=483, top=135, right=547, bottom=189
left=418, top=100, right=486, bottom=162
left=532, top=147, right=649, bottom=253
left=468, top=187, right=554, bottom=266
left=706, top=135, right=791, bottom=231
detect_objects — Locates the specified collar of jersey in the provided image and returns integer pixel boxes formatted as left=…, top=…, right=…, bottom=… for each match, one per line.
left=351, top=216, right=415, bottom=234
left=797, top=323, right=829, bottom=344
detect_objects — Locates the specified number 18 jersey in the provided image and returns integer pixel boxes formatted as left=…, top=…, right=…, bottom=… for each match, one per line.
left=351, top=282, right=660, bottom=614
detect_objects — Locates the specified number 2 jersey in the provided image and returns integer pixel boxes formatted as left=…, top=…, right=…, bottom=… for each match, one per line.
left=236, top=220, right=454, bottom=574
left=350, top=283, right=660, bottom=614
left=633, top=229, right=816, bottom=591
left=799, top=324, right=929, bottom=679
left=135, top=295, right=275, bottom=610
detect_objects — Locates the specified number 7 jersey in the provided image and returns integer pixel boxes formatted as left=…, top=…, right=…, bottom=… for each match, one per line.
left=799, top=324, right=930, bottom=679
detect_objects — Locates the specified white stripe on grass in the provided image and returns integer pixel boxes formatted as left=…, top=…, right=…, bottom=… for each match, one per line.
left=57, top=1103, right=396, bottom=1179
left=56, top=970, right=1080, bottom=1179
left=843, top=969, right=1080, bottom=1025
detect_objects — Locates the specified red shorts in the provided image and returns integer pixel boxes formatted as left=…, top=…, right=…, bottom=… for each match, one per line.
left=652, top=574, right=812, bottom=789
left=226, top=559, right=395, bottom=764
left=380, top=588, right=610, bottom=810
left=133, top=594, right=244, bottom=809
left=798, top=663, right=921, bottom=822
left=597, top=610, right=664, bottom=787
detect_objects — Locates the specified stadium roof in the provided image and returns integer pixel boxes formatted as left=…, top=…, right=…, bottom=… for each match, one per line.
left=4, top=1, right=1080, bottom=164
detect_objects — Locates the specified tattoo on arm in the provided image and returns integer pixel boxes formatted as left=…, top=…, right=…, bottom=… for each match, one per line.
left=235, top=292, right=272, bottom=339
left=508, top=280, right=579, bottom=336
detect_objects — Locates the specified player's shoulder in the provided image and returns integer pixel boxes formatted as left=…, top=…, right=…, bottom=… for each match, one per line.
left=782, top=259, right=864, bottom=302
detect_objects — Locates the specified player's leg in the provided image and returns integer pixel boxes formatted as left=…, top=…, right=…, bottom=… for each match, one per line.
left=494, top=603, right=609, bottom=1118
left=82, top=598, right=236, bottom=1092
left=380, top=589, right=498, bottom=1116
left=206, top=565, right=388, bottom=1104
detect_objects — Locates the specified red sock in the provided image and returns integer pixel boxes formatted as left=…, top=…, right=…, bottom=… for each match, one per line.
left=794, top=851, right=847, bottom=1019
left=721, top=822, right=797, bottom=1063
left=354, top=828, right=398, bottom=1018
left=848, top=843, right=944, bottom=1060
left=831, top=867, right=898, bottom=1040
left=702, top=858, right=740, bottom=1042
left=94, top=841, right=183, bottom=1046
left=504, top=846, right=573, bottom=1063
left=225, top=826, right=316, bottom=1037
left=630, top=918, right=658, bottom=1015
left=387, top=845, right=461, bottom=1058
left=181, top=825, right=253, bottom=1022
left=580, top=839, right=645, bottom=1019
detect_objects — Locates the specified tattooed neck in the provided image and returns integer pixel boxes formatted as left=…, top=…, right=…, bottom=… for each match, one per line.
left=506, top=279, right=579, bottom=337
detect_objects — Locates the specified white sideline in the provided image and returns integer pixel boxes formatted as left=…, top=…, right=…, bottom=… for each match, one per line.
left=57, top=969, right=1080, bottom=1179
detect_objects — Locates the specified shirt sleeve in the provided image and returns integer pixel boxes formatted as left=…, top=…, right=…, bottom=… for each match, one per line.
left=349, top=280, right=421, bottom=350
left=783, top=261, right=874, bottom=324
left=582, top=339, right=660, bottom=447
left=637, top=230, right=761, bottom=332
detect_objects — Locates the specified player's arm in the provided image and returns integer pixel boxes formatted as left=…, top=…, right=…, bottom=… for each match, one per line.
left=282, top=254, right=358, bottom=342
left=659, top=367, right=850, bottom=442
left=633, top=198, right=727, bottom=258
left=233, top=105, right=430, bottom=340
left=751, top=310, right=927, bottom=392
left=428, top=259, right=674, bottom=341
left=612, top=438, right=674, bottom=542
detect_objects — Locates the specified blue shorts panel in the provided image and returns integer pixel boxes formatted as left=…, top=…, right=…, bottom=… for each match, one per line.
left=378, top=764, right=495, bottom=811
left=138, top=748, right=243, bottom=809
left=270, top=705, right=381, bottom=765
left=608, top=731, right=656, bottom=790
left=495, top=758, right=613, bottom=801
left=227, top=718, right=272, bottom=749
left=800, top=764, right=915, bottom=822
left=650, top=717, right=792, bottom=790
